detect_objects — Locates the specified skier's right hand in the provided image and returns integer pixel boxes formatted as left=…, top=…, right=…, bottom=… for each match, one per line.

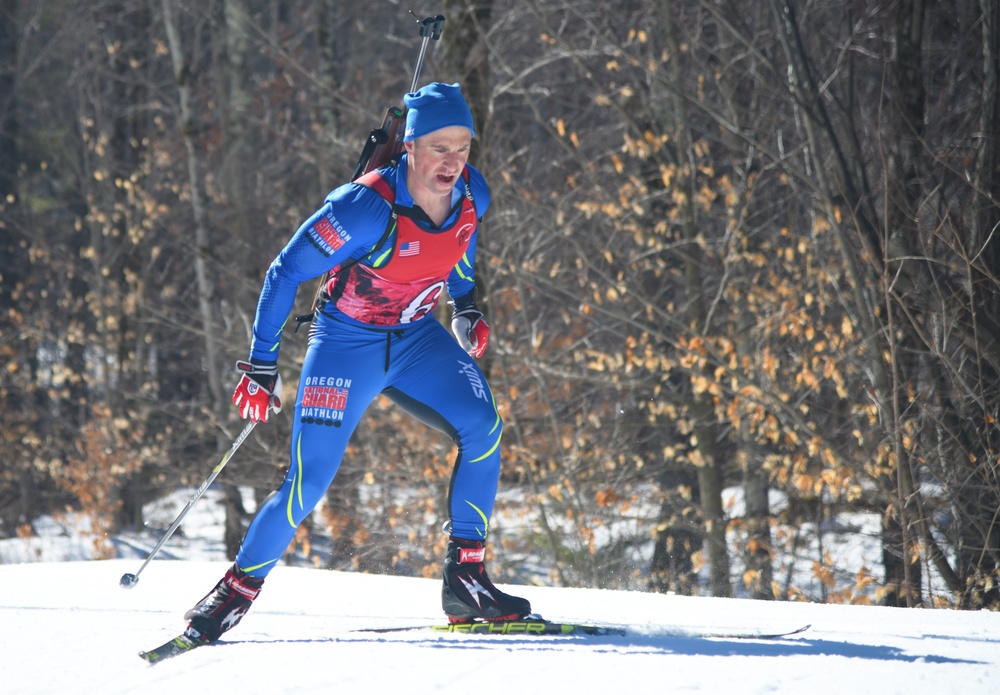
left=232, top=359, right=283, bottom=423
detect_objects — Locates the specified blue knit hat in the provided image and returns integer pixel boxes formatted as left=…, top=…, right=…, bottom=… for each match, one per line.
left=403, top=82, right=475, bottom=142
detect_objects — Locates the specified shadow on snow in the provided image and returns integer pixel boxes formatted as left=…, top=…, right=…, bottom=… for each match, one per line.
left=218, top=632, right=981, bottom=665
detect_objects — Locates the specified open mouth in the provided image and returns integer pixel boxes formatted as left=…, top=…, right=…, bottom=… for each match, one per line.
left=437, top=174, right=456, bottom=185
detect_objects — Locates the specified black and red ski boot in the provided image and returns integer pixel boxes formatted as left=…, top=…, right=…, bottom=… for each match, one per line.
left=442, top=537, right=531, bottom=623
left=184, top=563, right=264, bottom=642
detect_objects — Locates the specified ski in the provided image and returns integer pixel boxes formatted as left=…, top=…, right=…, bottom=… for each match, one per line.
left=356, top=618, right=626, bottom=637
left=696, top=623, right=812, bottom=640
left=138, top=628, right=211, bottom=664
left=356, top=620, right=811, bottom=640
left=140, top=620, right=810, bottom=662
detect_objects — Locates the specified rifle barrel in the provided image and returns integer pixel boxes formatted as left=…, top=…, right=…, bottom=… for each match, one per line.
left=409, top=15, right=446, bottom=94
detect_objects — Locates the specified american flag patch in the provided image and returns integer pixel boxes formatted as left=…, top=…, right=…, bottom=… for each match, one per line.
left=399, top=241, right=420, bottom=257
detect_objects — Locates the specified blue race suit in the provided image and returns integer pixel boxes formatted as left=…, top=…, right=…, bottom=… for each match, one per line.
left=234, top=155, right=502, bottom=578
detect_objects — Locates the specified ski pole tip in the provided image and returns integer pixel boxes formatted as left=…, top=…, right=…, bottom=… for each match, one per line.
left=120, top=572, right=138, bottom=589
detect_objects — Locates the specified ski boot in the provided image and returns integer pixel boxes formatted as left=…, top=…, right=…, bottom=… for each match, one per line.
left=442, top=537, right=531, bottom=622
left=184, top=563, right=264, bottom=642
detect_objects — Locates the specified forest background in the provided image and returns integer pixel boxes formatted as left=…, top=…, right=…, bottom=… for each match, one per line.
left=1, top=0, right=999, bottom=611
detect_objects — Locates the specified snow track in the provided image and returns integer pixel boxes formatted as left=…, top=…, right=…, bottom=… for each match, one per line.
left=3, top=560, right=998, bottom=694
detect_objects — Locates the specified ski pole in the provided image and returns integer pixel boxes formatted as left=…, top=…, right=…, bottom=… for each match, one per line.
left=119, top=419, right=257, bottom=589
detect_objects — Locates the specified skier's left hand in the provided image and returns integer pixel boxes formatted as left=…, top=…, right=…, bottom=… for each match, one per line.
left=451, top=306, right=490, bottom=359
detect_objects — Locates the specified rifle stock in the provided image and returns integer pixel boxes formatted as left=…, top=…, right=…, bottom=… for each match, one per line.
left=351, top=106, right=405, bottom=181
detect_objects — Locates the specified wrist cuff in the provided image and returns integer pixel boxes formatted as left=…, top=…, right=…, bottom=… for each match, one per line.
left=451, top=291, right=477, bottom=313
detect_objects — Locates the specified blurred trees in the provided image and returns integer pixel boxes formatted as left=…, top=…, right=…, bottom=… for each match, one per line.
left=1, top=0, right=998, bottom=609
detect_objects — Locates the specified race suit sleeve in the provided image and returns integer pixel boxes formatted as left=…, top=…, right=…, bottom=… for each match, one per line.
left=446, top=165, right=491, bottom=301
left=249, top=184, right=392, bottom=363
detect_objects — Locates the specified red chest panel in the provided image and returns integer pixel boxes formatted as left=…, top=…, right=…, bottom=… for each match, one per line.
left=325, top=169, right=477, bottom=326
left=374, top=201, right=477, bottom=283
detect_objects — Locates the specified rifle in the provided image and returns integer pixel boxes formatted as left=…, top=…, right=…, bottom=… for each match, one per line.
left=350, top=14, right=445, bottom=180
left=295, top=14, right=446, bottom=331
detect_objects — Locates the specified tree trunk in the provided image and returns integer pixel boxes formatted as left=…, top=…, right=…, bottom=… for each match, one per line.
left=442, top=0, right=494, bottom=166
left=220, top=0, right=254, bottom=225
left=0, top=0, right=15, bottom=205
left=163, top=0, right=237, bottom=555
left=648, top=464, right=701, bottom=595
left=658, top=0, right=732, bottom=598
left=162, top=0, right=225, bottom=413
left=441, top=0, right=497, bottom=373
left=742, top=459, right=774, bottom=599
left=877, top=0, right=929, bottom=608
left=315, top=0, right=344, bottom=198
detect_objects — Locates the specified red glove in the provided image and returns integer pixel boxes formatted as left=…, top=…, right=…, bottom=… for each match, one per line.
left=232, top=360, right=283, bottom=423
left=451, top=306, right=490, bottom=359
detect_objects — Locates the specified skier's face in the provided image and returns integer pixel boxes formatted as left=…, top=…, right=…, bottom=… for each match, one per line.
left=405, top=126, right=472, bottom=200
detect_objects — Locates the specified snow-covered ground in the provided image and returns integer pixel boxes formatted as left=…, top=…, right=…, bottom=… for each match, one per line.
left=2, top=557, right=999, bottom=694
left=3, top=487, right=999, bottom=693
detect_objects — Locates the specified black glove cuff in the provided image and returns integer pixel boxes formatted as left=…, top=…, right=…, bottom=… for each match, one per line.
left=245, top=357, right=277, bottom=373
left=236, top=360, right=278, bottom=389
left=451, top=291, right=477, bottom=314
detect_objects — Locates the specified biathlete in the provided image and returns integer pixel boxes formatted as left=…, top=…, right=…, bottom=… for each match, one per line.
left=181, top=82, right=530, bottom=643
